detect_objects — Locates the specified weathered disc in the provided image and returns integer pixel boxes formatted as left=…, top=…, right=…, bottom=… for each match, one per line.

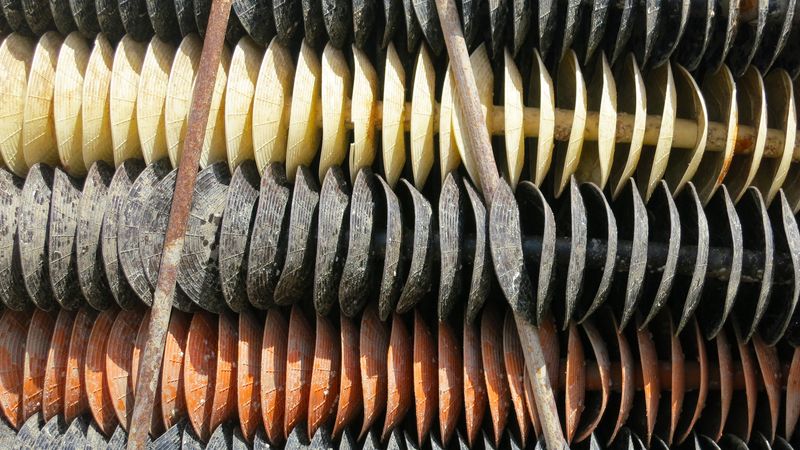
left=332, top=313, right=361, bottom=438
left=33, top=414, right=66, bottom=447
left=117, top=158, right=170, bottom=307
left=552, top=51, right=587, bottom=197
left=726, top=0, right=767, bottom=76
left=159, top=310, right=189, bottom=431
left=775, top=0, right=800, bottom=78
left=313, top=166, right=350, bottom=316
left=233, top=0, right=275, bottom=46
left=174, top=0, right=195, bottom=36
left=351, top=0, right=375, bottom=48
left=107, top=424, right=128, bottom=448
left=64, top=307, right=94, bottom=423
left=85, top=308, right=118, bottom=436
left=209, top=313, right=237, bottom=432
left=49, top=0, right=76, bottom=34
left=247, top=162, right=291, bottom=310
left=464, top=178, right=491, bottom=323
left=85, top=421, right=108, bottom=448
left=393, top=0, right=412, bottom=50
left=308, top=314, right=340, bottom=438
left=321, top=0, right=350, bottom=47
left=220, top=160, right=259, bottom=312
left=193, top=0, right=247, bottom=43
left=21, top=309, right=54, bottom=422
left=273, top=0, right=302, bottom=42
left=182, top=422, right=203, bottom=449
left=510, top=0, right=532, bottom=56
left=207, top=422, right=234, bottom=449
left=537, top=0, right=558, bottom=60
left=339, top=169, right=377, bottom=317
left=728, top=324, right=758, bottom=441
left=0, top=169, right=26, bottom=311
left=607, top=55, right=646, bottom=200
left=129, top=310, right=165, bottom=437
left=556, top=0, right=583, bottom=63
left=376, top=176, right=404, bottom=320
left=302, top=0, right=324, bottom=45
left=237, top=310, right=261, bottom=442
left=260, top=308, right=288, bottom=444
left=382, top=313, right=412, bottom=441
left=564, top=320, right=586, bottom=444
left=674, top=319, right=709, bottom=445
left=41, top=309, right=75, bottom=422
left=151, top=419, right=184, bottom=449
left=501, top=313, right=530, bottom=447
left=648, top=0, right=689, bottom=68
left=105, top=308, right=142, bottom=429
left=63, top=415, right=89, bottom=448
left=1, top=0, right=33, bottom=34
left=576, top=182, right=617, bottom=322
left=480, top=306, right=509, bottom=446
left=395, top=180, right=433, bottom=314
left=553, top=177, right=588, bottom=328
left=285, top=306, right=313, bottom=438
left=20, top=0, right=54, bottom=34
left=96, top=0, right=124, bottom=41
left=16, top=412, right=42, bottom=443
left=69, top=0, right=101, bottom=37
left=118, top=0, right=154, bottom=41
left=725, top=66, right=766, bottom=203
left=632, top=317, right=659, bottom=446
left=414, top=0, right=443, bottom=55
left=596, top=312, right=633, bottom=445
left=609, top=180, right=647, bottom=329
left=76, top=161, right=114, bottom=310
left=693, top=65, right=735, bottom=204
left=437, top=173, right=463, bottom=321
left=673, top=0, right=714, bottom=71
left=338, top=427, right=356, bottom=450
left=18, top=163, right=56, bottom=311
left=601, top=0, right=635, bottom=64
left=650, top=311, right=683, bottom=445
left=577, top=320, right=612, bottom=443
left=437, top=321, right=461, bottom=446
left=184, top=311, right=216, bottom=442
left=630, top=0, right=661, bottom=67
left=274, top=166, right=320, bottom=306
left=359, top=303, right=388, bottom=439
left=754, top=69, right=795, bottom=207
left=146, top=0, right=180, bottom=40
left=697, top=329, right=732, bottom=440
left=48, top=167, right=83, bottom=309
left=463, top=316, right=487, bottom=447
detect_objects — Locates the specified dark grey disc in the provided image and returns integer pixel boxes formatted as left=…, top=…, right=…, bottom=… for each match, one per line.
left=101, top=159, right=145, bottom=310
left=386, top=428, right=403, bottom=450
left=576, top=182, right=617, bottom=323
left=312, top=166, right=349, bottom=316
left=310, top=425, right=333, bottom=449
left=146, top=0, right=180, bottom=41
left=254, top=428, right=274, bottom=449
left=174, top=0, right=195, bottom=36
left=18, top=163, right=56, bottom=311
left=176, top=162, right=229, bottom=312
left=0, top=410, right=15, bottom=446
left=85, top=421, right=108, bottom=448
left=61, top=416, right=89, bottom=450
left=511, top=0, right=531, bottom=56
left=702, top=0, right=740, bottom=72
left=232, top=0, right=276, bottom=46
left=246, top=162, right=291, bottom=309
left=96, top=0, right=125, bottom=41
left=273, top=0, right=302, bottom=42
left=20, top=0, right=54, bottom=34
left=49, top=0, right=77, bottom=34
left=207, top=422, right=233, bottom=449
left=412, top=0, right=443, bottom=55
left=107, top=425, right=128, bottom=449
left=136, top=168, right=196, bottom=312
left=580, top=0, right=611, bottom=65
left=17, top=413, right=43, bottom=445
left=219, top=160, right=259, bottom=312
left=194, top=0, right=246, bottom=43
left=376, top=175, right=404, bottom=320
left=302, top=0, right=324, bottom=46
left=33, top=414, right=66, bottom=448
left=395, top=179, right=433, bottom=314
left=673, top=0, right=715, bottom=71
left=752, top=0, right=796, bottom=72
left=77, top=161, right=114, bottom=310
left=461, top=0, right=482, bottom=47
left=602, top=0, right=635, bottom=64
left=775, top=0, right=800, bottom=77
left=338, top=428, right=356, bottom=450
left=463, top=177, right=491, bottom=323
left=487, top=0, right=508, bottom=57
left=338, top=168, right=377, bottom=317
left=361, top=429, right=379, bottom=450
left=322, top=0, right=350, bottom=47
left=118, top=0, right=154, bottom=41
left=287, top=424, right=311, bottom=450
left=726, top=0, right=767, bottom=76
left=274, top=165, right=319, bottom=306
left=0, top=168, right=27, bottom=311
left=117, top=158, right=170, bottom=307
left=718, top=433, right=749, bottom=450
left=232, top=425, right=249, bottom=450
left=631, top=0, right=662, bottom=68
left=181, top=424, right=204, bottom=450
left=540, top=0, right=562, bottom=59
left=70, top=0, right=101, bottom=37
left=48, top=167, right=83, bottom=309
left=437, top=173, right=464, bottom=321
left=352, top=0, right=375, bottom=48
left=0, top=7, right=8, bottom=32
left=397, top=0, right=416, bottom=51
left=647, top=0, right=689, bottom=68
left=2, top=0, right=33, bottom=34
left=489, top=180, right=535, bottom=322
left=151, top=420, right=184, bottom=449
left=552, top=176, right=588, bottom=328
left=611, top=179, right=648, bottom=329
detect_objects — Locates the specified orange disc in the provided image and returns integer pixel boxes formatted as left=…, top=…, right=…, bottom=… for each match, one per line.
left=261, top=308, right=288, bottom=444
left=237, top=310, right=262, bottom=442
left=285, top=306, right=314, bottom=439
left=413, top=311, right=436, bottom=445
left=130, top=310, right=164, bottom=436
left=85, top=308, right=119, bottom=435
left=22, top=309, right=55, bottom=421
left=210, top=312, right=237, bottom=432
left=64, top=308, right=95, bottom=423
left=359, top=303, right=388, bottom=440
left=105, top=308, right=143, bottom=430
left=0, top=310, right=32, bottom=429
left=463, top=315, right=487, bottom=447
left=308, top=313, right=340, bottom=438
left=383, top=313, right=412, bottom=441
left=481, top=306, right=510, bottom=447
left=437, top=320, right=462, bottom=446
left=160, top=310, right=190, bottom=430
left=184, top=310, right=217, bottom=442
left=502, top=311, right=531, bottom=448
left=42, top=309, right=76, bottom=421
left=333, top=312, right=361, bottom=438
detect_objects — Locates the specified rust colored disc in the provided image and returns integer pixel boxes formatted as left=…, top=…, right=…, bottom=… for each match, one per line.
left=0, top=310, right=32, bottom=429
left=85, top=309, right=119, bottom=436
left=359, top=303, right=389, bottom=439
left=383, top=313, right=412, bottom=441
left=42, top=309, right=76, bottom=421
left=636, top=317, right=659, bottom=447
left=438, top=320, right=462, bottom=446
left=674, top=318, right=708, bottom=444
left=333, top=313, right=361, bottom=438
left=64, top=308, right=95, bottom=423
left=260, top=308, right=288, bottom=444
left=130, top=310, right=164, bottom=437
left=413, top=310, right=437, bottom=444
left=752, top=334, right=781, bottom=442
left=237, top=310, right=262, bottom=442
left=574, top=320, right=611, bottom=443
left=463, top=314, right=487, bottom=447
left=160, top=310, right=190, bottom=431
left=481, top=306, right=510, bottom=447
left=210, top=312, right=237, bottom=432
left=105, top=308, right=142, bottom=430
left=22, top=309, right=55, bottom=421
left=735, top=325, right=759, bottom=441
left=503, top=312, right=531, bottom=448
left=184, top=310, right=217, bottom=442
left=787, top=347, right=800, bottom=440
left=308, top=314, right=340, bottom=438
left=285, top=305, right=314, bottom=439
left=565, top=321, right=585, bottom=444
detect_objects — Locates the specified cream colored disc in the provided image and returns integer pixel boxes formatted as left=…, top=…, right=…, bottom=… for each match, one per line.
left=755, top=69, right=796, bottom=205
left=607, top=54, right=646, bottom=200
left=552, top=50, right=586, bottom=198
left=319, top=43, right=352, bottom=181
left=137, top=37, right=175, bottom=165
left=54, top=32, right=90, bottom=177
left=637, top=61, right=676, bottom=202
left=225, top=36, right=260, bottom=172
left=382, top=42, right=406, bottom=188
left=82, top=33, right=115, bottom=168
left=410, top=45, right=435, bottom=190
left=23, top=32, right=63, bottom=168
left=0, top=34, right=35, bottom=176
left=110, top=34, right=146, bottom=165
left=252, top=37, right=294, bottom=173
left=503, top=49, right=524, bottom=190
left=725, top=66, right=767, bottom=203
left=528, top=48, right=555, bottom=187
left=694, top=63, right=735, bottom=204
left=349, top=45, right=377, bottom=181
left=165, top=35, right=201, bottom=168
left=438, top=64, right=459, bottom=183
left=575, top=51, right=617, bottom=189
left=286, top=40, right=321, bottom=182
left=201, top=43, right=229, bottom=169
left=669, top=63, right=707, bottom=197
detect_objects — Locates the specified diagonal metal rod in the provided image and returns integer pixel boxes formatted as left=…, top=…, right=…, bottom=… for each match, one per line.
left=432, top=0, right=568, bottom=448
left=126, top=0, right=233, bottom=446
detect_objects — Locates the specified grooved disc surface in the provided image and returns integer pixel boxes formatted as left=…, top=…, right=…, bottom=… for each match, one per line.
left=95, top=0, right=124, bottom=41
left=76, top=161, right=114, bottom=310
left=260, top=308, right=287, bottom=444
left=64, top=307, right=94, bottom=423
left=321, top=0, right=350, bottom=47
left=0, top=168, right=27, bottom=310
left=118, top=0, right=154, bottom=41
left=220, top=161, right=259, bottom=312
left=302, top=0, right=324, bottom=45
left=146, top=0, right=179, bottom=40
left=1, top=0, right=33, bottom=34
left=377, top=176, right=403, bottom=320
left=313, top=166, right=349, bottom=316
left=359, top=304, right=388, bottom=438
left=210, top=313, right=237, bottom=432
left=22, top=309, right=55, bottom=422
left=284, top=306, right=313, bottom=438
left=105, top=308, right=143, bottom=429
left=174, top=0, right=196, bottom=36
left=42, top=309, right=75, bottom=421
left=85, top=308, right=119, bottom=436
left=69, top=0, right=100, bottom=37
left=18, top=163, right=56, bottom=311
left=351, top=0, right=374, bottom=48
left=20, top=0, right=54, bottom=34
left=160, top=310, right=190, bottom=431
left=49, top=0, right=76, bottom=34
left=396, top=180, right=434, bottom=314
left=437, top=173, right=463, bottom=321
left=339, top=169, right=377, bottom=317
left=233, top=0, right=275, bottom=46
left=0, top=34, right=35, bottom=177
left=332, top=313, right=360, bottom=438
left=463, top=179, right=491, bottom=323
left=48, top=167, right=83, bottom=309
left=237, top=310, right=261, bottom=442
left=308, top=315, right=339, bottom=438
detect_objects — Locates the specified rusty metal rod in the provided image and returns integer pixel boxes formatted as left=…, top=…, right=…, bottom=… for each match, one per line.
left=126, top=0, right=233, bottom=447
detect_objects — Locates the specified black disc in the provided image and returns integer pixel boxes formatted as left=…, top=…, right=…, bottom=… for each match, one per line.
left=302, top=0, right=324, bottom=46
left=273, top=0, right=302, bottom=42
left=312, top=166, right=350, bottom=316
left=20, top=0, right=54, bottom=34
left=602, top=0, right=635, bottom=65
left=207, top=422, right=233, bottom=449
left=0, top=168, right=26, bottom=311
left=461, top=0, right=482, bottom=48
left=702, top=0, right=739, bottom=72
left=647, top=0, right=689, bottom=68
left=437, top=173, right=464, bottom=321
left=395, top=179, right=434, bottom=314
left=413, top=0, right=443, bottom=55
left=69, top=0, right=101, bottom=37
left=352, top=0, right=375, bottom=48
left=673, top=0, right=715, bottom=71
left=118, top=0, right=154, bottom=41
left=610, top=180, right=648, bottom=330
left=76, top=161, right=114, bottom=310
left=487, top=0, right=509, bottom=57
left=775, top=0, right=800, bottom=78
left=1, top=0, right=33, bottom=35
left=174, top=0, right=196, bottom=36
left=33, top=415, right=66, bottom=447
left=62, top=416, right=89, bottom=448
left=376, top=175, right=404, bottom=320
left=232, top=0, right=275, bottom=46
left=395, top=0, right=415, bottom=51
left=576, top=182, right=617, bottom=323
left=321, top=0, right=350, bottom=48
left=49, top=0, right=77, bottom=34
left=96, top=0, right=125, bottom=41
left=18, top=163, right=56, bottom=311
left=631, top=0, right=662, bottom=68
left=339, top=168, right=377, bottom=317
left=146, top=0, right=180, bottom=41
left=464, top=177, right=491, bottom=323
left=752, top=0, right=796, bottom=73
left=17, top=413, right=43, bottom=446
left=48, top=168, right=84, bottom=310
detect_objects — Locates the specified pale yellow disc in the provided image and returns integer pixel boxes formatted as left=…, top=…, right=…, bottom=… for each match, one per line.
left=110, top=34, right=146, bottom=165
left=252, top=37, right=294, bottom=173
left=410, top=45, right=435, bottom=190
left=137, top=37, right=175, bottom=165
left=438, top=64, right=459, bottom=182
left=453, top=44, right=493, bottom=191
left=608, top=54, right=646, bottom=200
left=529, top=48, right=555, bottom=187
left=349, top=45, right=377, bottom=181
left=637, top=61, right=676, bottom=202
left=82, top=33, right=115, bottom=168
left=54, top=32, right=90, bottom=177
left=225, top=36, right=260, bottom=172
left=669, top=63, right=707, bottom=197
left=382, top=42, right=406, bottom=188
left=200, top=43, right=229, bottom=168
left=285, top=40, right=321, bottom=182
left=574, top=51, right=617, bottom=189
left=165, top=34, right=201, bottom=168
left=23, top=32, right=63, bottom=168
left=0, top=33, right=35, bottom=176
left=755, top=69, right=796, bottom=205
left=319, top=43, right=352, bottom=181
left=503, top=49, right=524, bottom=190
left=725, top=66, right=766, bottom=203
left=552, top=50, right=586, bottom=198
